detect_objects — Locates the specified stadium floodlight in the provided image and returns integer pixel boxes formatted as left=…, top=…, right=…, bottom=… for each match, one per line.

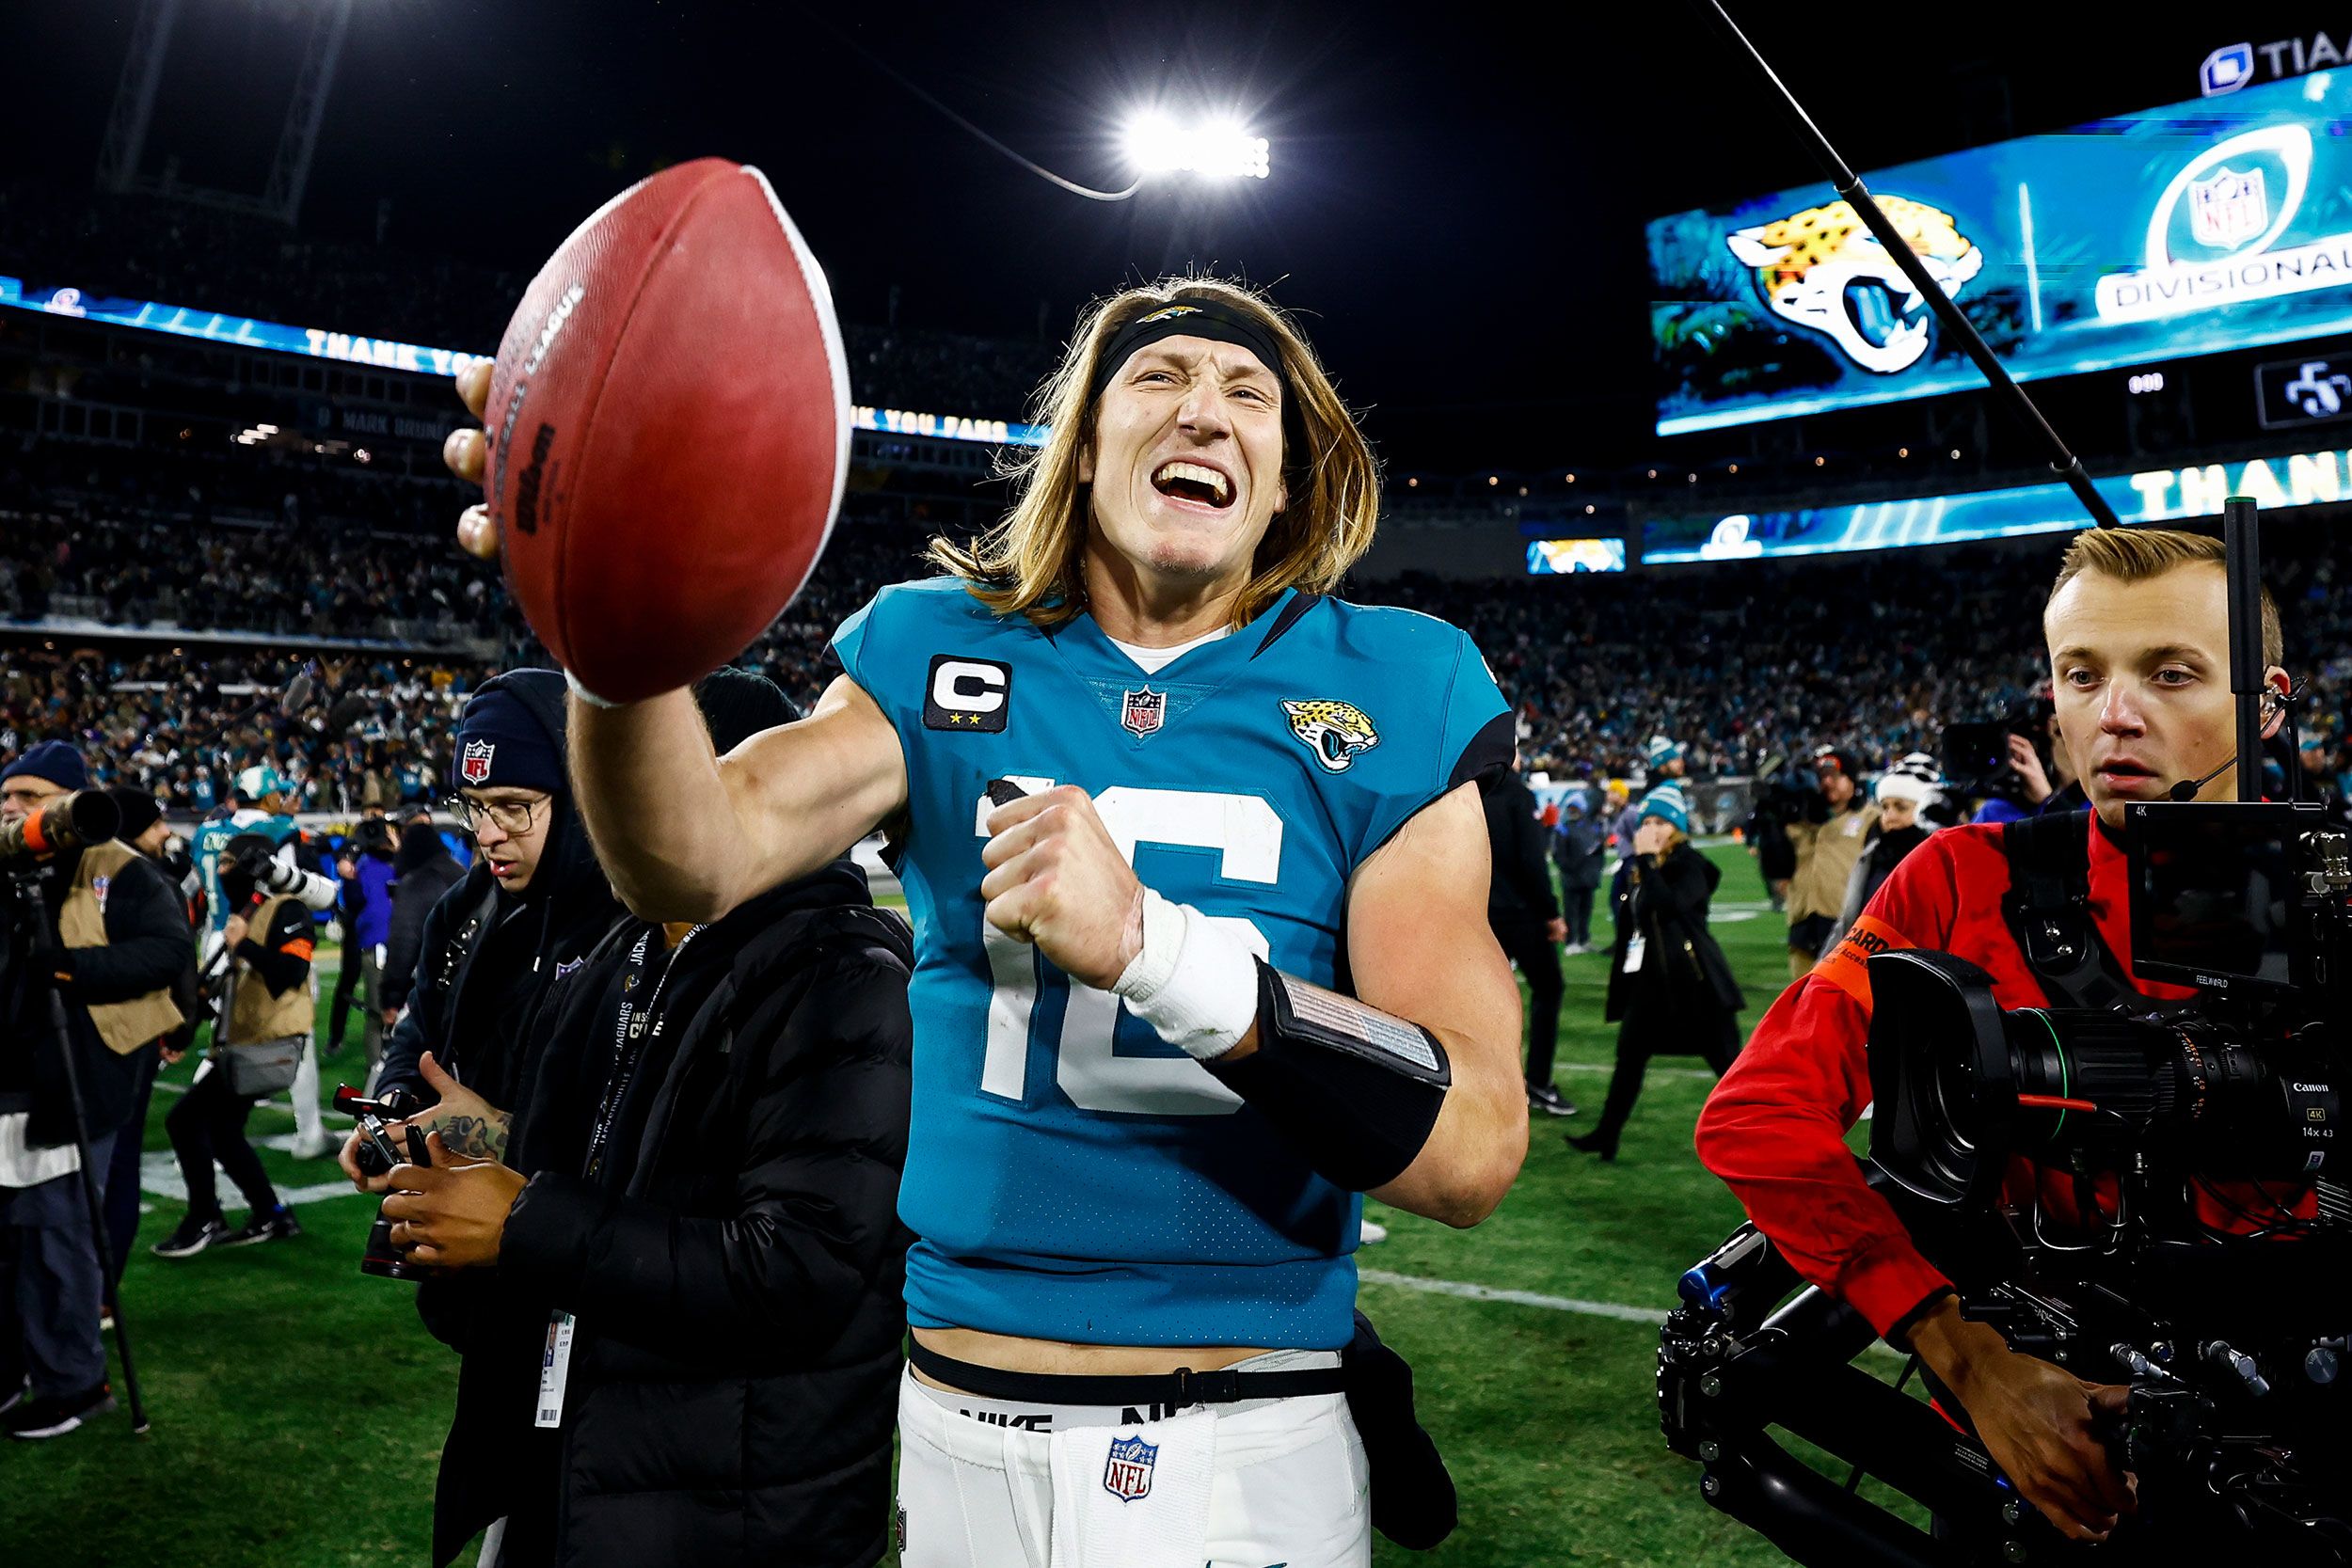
left=1122, top=112, right=1271, bottom=180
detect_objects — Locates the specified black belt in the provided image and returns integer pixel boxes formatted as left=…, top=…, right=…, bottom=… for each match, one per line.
left=907, top=1339, right=1345, bottom=1408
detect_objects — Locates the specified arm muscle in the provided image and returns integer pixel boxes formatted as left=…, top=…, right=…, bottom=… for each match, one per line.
left=1349, top=783, right=1528, bottom=1226
left=569, top=675, right=908, bottom=922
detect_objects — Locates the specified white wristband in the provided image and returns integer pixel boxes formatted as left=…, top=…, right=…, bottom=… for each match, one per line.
left=1111, top=888, right=1261, bottom=1060
left=563, top=669, right=620, bottom=709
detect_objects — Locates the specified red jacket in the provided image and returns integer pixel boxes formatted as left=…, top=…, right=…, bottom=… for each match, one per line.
left=1695, top=817, right=2282, bottom=1336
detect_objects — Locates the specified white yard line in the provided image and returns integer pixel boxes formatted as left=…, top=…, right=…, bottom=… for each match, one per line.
left=1359, top=1267, right=1669, bottom=1323
left=1359, top=1265, right=1905, bottom=1362
left=136, top=1148, right=360, bottom=1208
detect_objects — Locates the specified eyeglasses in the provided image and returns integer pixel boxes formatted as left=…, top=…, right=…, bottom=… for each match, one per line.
left=441, top=793, right=548, bottom=835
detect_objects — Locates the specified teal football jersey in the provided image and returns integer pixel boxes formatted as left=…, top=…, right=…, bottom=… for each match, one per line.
left=831, top=578, right=1510, bottom=1348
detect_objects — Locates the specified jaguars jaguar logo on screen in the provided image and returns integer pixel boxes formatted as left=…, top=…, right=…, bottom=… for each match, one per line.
left=1650, top=71, right=2352, bottom=437
left=1725, top=197, right=1983, bottom=374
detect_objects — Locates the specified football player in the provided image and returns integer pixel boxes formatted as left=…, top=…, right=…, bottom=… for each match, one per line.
left=444, top=278, right=1527, bottom=1567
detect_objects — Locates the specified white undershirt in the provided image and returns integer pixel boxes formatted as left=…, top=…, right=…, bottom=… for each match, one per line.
left=1104, top=626, right=1232, bottom=675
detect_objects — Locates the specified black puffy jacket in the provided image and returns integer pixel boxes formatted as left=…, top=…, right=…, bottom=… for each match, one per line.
left=426, top=860, right=914, bottom=1568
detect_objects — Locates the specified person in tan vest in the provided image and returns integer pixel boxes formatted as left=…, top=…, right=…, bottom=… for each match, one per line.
left=1782, top=747, right=1879, bottom=980
left=1, top=742, right=185, bottom=1440
left=151, top=834, right=317, bottom=1259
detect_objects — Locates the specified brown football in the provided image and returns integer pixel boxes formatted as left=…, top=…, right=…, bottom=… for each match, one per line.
left=483, top=158, right=850, bottom=704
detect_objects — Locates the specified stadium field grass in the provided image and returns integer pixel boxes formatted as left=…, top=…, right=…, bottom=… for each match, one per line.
left=2, top=844, right=1886, bottom=1566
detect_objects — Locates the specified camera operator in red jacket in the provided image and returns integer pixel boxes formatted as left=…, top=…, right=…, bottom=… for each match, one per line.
left=1696, top=527, right=2300, bottom=1544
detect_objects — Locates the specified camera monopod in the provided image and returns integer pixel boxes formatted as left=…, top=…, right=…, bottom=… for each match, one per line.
left=0, top=790, right=151, bottom=1434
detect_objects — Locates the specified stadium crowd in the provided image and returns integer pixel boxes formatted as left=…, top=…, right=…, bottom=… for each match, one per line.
left=1, top=644, right=478, bottom=816
left=4, top=509, right=507, bottom=648
left=16, top=511, right=2352, bottom=814
left=4, top=436, right=485, bottom=541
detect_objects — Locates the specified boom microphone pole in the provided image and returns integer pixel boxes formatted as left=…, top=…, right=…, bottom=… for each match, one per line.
left=2224, top=496, right=2267, bottom=805
left=1690, top=0, right=2122, bottom=531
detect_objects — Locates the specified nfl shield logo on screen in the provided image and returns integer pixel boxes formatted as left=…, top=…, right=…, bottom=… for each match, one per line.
left=460, top=740, right=496, bottom=786
left=1102, top=1433, right=1157, bottom=1502
left=2189, top=166, right=2267, bottom=250
left=1120, top=687, right=1166, bottom=738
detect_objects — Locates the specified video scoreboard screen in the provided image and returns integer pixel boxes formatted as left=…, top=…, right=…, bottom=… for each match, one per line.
left=1650, top=73, right=2352, bottom=436
left=1525, top=538, right=1629, bottom=574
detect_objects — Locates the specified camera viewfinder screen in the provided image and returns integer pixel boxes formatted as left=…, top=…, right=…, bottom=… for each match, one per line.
left=2129, top=804, right=2304, bottom=990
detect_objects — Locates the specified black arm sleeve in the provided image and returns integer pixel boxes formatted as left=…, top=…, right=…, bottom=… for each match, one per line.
left=238, top=902, right=315, bottom=996
left=57, top=856, right=192, bottom=1002
left=499, top=945, right=913, bottom=1365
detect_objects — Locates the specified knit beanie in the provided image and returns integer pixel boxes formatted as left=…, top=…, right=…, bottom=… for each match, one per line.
left=452, top=686, right=565, bottom=794
left=3, top=740, right=89, bottom=792
left=106, top=786, right=164, bottom=842
left=1638, top=784, right=1690, bottom=834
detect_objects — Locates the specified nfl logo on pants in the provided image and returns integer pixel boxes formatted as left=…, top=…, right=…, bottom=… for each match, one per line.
left=1102, top=1433, right=1158, bottom=1502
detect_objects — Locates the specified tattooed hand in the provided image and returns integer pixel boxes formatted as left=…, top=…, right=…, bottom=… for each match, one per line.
left=404, top=1052, right=511, bottom=1161
left=437, top=1111, right=510, bottom=1164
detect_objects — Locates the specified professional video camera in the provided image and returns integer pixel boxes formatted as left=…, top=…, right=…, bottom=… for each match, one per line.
left=0, top=789, right=120, bottom=862
left=1749, top=752, right=1831, bottom=831
left=1661, top=507, right=2352, bottom=1566
left=1941, top=696, right=2055, bottom=810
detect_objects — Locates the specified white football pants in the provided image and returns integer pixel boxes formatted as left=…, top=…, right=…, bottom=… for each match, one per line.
left=895, top=1352, right=1370, bottom=1568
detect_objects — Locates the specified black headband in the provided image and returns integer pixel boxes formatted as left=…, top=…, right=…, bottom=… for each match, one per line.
left=1087, top=299, right=1292, bottom=410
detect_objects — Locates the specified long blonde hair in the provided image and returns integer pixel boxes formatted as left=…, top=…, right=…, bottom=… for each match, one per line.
left=926, top=276, right=1381, bottom=627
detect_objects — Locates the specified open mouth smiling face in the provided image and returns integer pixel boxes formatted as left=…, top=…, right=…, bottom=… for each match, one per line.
left=1086, top=333, right=1287, bottom=576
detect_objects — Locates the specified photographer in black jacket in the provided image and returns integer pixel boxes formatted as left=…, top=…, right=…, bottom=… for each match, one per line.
left=377, top=669, right=915, bottom=1568
left=377, top=805, right=466, bottom=1032
left=342, top=672, right=623, bottom=1183
left=0, top=744, right=185, bottom=1438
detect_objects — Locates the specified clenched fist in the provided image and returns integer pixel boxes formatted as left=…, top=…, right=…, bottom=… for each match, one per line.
left=979, top=785, right=1143, bottom=990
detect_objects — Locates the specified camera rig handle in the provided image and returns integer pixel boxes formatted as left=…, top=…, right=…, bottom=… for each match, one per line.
left=1661, top=1227, right=2072, bottom=1567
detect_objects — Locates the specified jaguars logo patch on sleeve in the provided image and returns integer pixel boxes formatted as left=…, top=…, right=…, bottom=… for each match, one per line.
left=1281, top=699, right=1379, bottom=773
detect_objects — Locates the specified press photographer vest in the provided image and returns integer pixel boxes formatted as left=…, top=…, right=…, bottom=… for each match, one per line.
left=226, top=893, right=313, bottom=1044
left=56, top=840, right=184, bottom=1055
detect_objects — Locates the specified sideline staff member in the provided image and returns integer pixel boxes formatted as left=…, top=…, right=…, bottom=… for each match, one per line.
left=0, top=743, right=184, bottom=1439
left=374, top=670, right=915, bottom=1568
left=1697, top=528, right=2300, bottom=1544
left=361, top=672, right=622, bottom=1134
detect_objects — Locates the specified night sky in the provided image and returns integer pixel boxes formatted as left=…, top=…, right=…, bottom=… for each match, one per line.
left=1, top=1, right=2335, bottom=469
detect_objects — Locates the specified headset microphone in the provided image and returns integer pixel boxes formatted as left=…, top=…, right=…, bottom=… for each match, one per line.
left=2169, top=757, right=2239, bottom=802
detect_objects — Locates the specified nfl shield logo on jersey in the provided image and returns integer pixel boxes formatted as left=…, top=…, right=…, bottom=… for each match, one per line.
left=1120, top=687, right=1166, bottom=738
left=1102, top=1433, right=1158, bottom=1502
left=459, top=740, right=495, bottom=786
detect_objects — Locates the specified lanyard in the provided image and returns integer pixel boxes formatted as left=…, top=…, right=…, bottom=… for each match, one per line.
left=582, top=924, right=703, bottom=1180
